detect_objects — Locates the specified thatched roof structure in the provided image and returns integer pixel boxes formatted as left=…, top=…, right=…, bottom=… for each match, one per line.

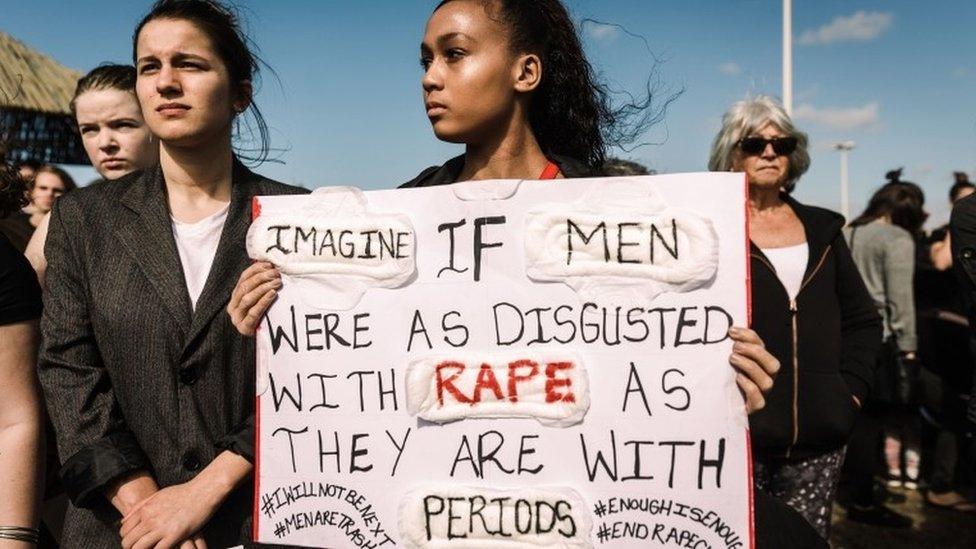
left=0, top=30, right=89, bottom=165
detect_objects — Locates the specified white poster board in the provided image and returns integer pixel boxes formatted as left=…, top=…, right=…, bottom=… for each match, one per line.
left=250, top=173, right=753, bottom=548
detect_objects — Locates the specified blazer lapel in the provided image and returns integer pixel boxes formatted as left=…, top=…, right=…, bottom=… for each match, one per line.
left=181, top=162, right=257, bottom=355
left=115, top=167, right=193, bottom=334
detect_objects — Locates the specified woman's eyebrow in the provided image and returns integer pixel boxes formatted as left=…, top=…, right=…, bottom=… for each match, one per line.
left=171, top=52, right=209, bottom=63
left=436, top=31, right=473, bottom=46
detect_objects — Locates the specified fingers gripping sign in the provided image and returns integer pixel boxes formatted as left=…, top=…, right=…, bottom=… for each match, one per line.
left=728, top=326, right=780, bottom=414
left=228, top=261, right=281, bottom=336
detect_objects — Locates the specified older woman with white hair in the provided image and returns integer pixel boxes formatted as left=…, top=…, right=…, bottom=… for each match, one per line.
left=709, top=96, right=882, bottom=539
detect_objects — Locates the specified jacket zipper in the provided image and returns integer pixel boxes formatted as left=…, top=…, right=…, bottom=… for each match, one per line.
left=787, top=300, right=799, bottom=458
left=752, top=245, right=832, bottom=459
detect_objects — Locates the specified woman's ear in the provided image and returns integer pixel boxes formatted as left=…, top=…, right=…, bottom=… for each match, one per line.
left=233, top=80, right=254, bottom=114
left=513, top=53, right=542, bottom=93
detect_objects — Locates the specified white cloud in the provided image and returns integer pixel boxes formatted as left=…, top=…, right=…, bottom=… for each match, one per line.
left=793, top=102, right=880, bottom=131
left=798, top=11, right=893, bottom=46
left=718, top=62, right=741, bottom=76
left=795, top=84, right=821, bottom=103
left=585, top=22, right=619, bottom=41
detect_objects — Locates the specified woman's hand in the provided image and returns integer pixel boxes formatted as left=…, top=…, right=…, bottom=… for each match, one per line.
left=728, top=327, right=780, bottom=414
left=118, top=451, right=250, bottom=549
left=119, top=479, right=218, bottom=549
left=227, top=261, right=281, bottom=336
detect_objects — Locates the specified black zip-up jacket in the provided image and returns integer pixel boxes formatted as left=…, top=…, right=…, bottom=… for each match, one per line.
left=749, top=194, right=882, bottom=461
left=400, top=154, right=592, bottom=188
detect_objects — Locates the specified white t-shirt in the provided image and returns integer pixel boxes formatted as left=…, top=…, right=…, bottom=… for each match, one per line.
left=760, top=243, right=809, bottom=301
left=172, top=203, right=230, bottom=311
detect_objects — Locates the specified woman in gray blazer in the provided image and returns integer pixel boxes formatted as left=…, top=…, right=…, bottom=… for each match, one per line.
left=39, top=2, right=306, bottom=547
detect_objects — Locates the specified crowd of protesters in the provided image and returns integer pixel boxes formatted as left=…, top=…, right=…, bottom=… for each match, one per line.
left=0, top=0, right=974, bottom=548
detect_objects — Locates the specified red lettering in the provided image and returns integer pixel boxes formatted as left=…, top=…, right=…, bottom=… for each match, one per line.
left=507, top=360, right=539, bottom=403
left=435, top=359, right=575, bottom=407
left=436, top=361, right=472, bottom=405
left=545, top=362, right=576, bottom=403
left=472, top=363, right=505, bottom=403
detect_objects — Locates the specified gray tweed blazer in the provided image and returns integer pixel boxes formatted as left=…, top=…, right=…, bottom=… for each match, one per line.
left=39, top=162, right=307, bottom=547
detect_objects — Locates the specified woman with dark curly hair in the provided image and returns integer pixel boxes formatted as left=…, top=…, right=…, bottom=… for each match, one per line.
left=0, top=162, right=45, bottom=546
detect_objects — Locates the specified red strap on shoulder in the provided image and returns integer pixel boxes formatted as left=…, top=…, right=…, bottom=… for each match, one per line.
left=539, top=161, right=561, bottom=180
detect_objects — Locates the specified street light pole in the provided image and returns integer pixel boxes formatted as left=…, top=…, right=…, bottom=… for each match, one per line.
left=834, top=141, right=856, bottom=220
left=783, top=0, right=793, bottom=115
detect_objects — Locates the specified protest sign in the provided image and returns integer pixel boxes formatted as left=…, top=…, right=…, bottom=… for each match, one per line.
left=249, top=173, right=753, bottom=548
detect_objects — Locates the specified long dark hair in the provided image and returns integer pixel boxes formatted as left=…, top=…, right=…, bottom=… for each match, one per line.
left=850, top=169, right=927, bottom=234
left=133, top=0, right=271, bottom=164
left=435, top=0, right=676, bottom=173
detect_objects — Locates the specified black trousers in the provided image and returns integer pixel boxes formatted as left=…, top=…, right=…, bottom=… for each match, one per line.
left=843, top=403, right=884, bottom=506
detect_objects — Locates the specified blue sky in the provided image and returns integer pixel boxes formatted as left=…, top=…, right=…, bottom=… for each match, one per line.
left=3, top=0, right=974, bottom=227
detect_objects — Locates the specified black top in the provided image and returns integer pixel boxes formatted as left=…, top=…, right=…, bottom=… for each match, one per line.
left=0, top=211, right=35, bottom=252
left=949, top=194, right=976, bottom=426
left=749, top=193, right=882, bottom=460
left=399, top=154, right=594, bottom=188
left=0, top=231, right=42, bottom=325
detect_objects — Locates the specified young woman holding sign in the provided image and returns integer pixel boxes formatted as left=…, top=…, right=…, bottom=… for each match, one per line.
left=227, top=1, right=830, bottom=546
left=232, top=0, right=777, bottom=415
left=230, top=3, right=827, bottom=546
left=38, top=1, right=306, bottom=547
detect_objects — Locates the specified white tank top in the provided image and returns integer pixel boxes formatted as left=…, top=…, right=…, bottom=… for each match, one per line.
left=760, top=243, right=809, bottom=301
left=171, top=203, right=230, bottom=311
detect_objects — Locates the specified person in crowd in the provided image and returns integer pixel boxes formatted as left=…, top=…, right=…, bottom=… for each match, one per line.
left=0, top=159, right=41, bottom=252
left=952, top=190, right=976, bottom=497
left=72, top=64, right=160, bottom=180
left=708, top=95, right=882, bottom=538
left=842, top=178, right=925, bottom=529
left=229, top=1, right=824, bottom=546
left=25, top=166, right=74, bottom=229
left=847, top=177, right=924, bottom=490
left=914, top=172, right=976, bottom=512
left=24, top=64, right=159, bottom=547
left=38, top=1, right=306, bottom=547
left=0, top=161, right=70, bottom=253
left=25, top=64, right=159, bottom=286
left=930, top=172, right=974, bottom=271
left=0, top=161, right=45, bottom=547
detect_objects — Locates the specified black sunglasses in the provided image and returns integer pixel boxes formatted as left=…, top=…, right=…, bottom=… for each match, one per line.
left=737, top=136, right=798, bottom=156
